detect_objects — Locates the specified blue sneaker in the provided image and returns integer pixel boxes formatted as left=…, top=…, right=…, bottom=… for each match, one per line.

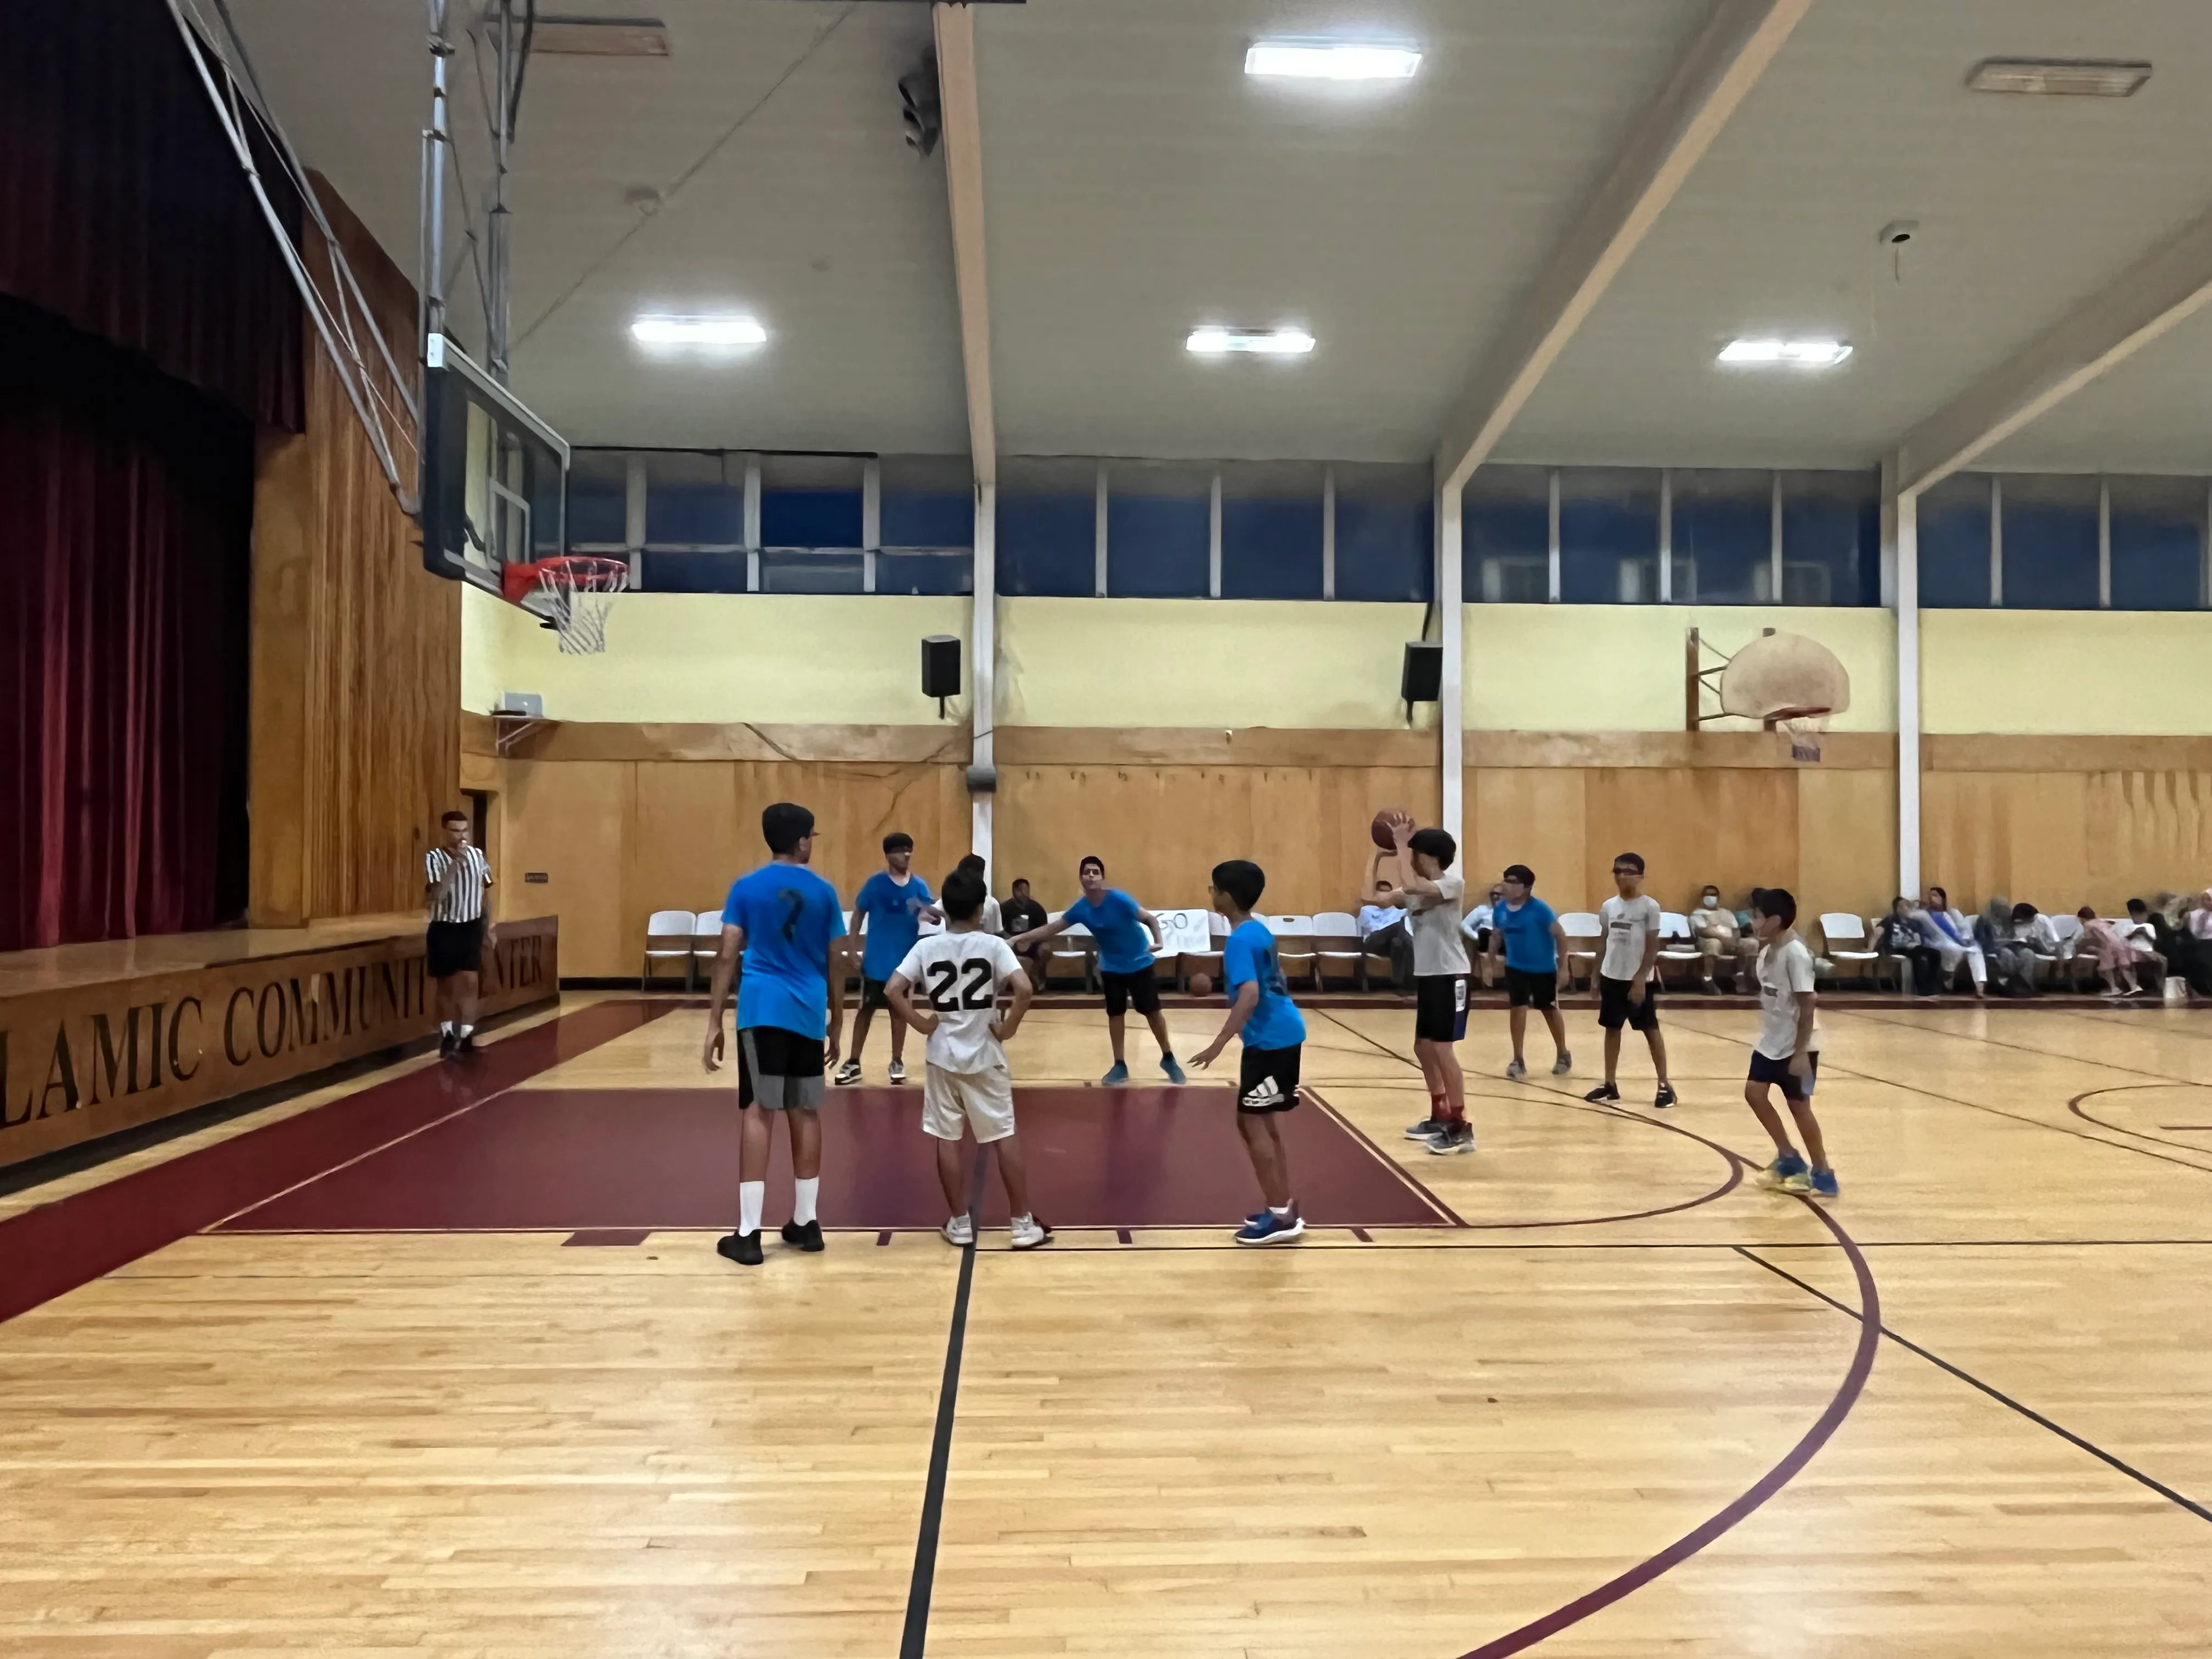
left=1234, top=1205, right=1305, bottom=1246
left=1756, top=1149, right=1808, bottom=1190
left=1807, top=1167, right=1840, bottom=1199
left=1161, top=1055, right=1188, bottom=1085
left=1101, top=1060, right=1130, bottom=1085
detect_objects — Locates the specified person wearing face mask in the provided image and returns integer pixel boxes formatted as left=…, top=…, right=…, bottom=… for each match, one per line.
left=1688, top=885, right=1748, bottom=993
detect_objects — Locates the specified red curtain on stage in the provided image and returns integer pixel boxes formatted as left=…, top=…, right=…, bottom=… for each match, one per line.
left=0, top=0, right=300, bottom=952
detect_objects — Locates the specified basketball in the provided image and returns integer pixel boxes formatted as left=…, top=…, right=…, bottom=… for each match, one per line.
left=1189, top=972, right=1214, bottom=997
left=1370, top=809, right=1403, bottom=850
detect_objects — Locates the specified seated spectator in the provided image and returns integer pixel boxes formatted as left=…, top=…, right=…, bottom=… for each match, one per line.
left=2165, top=889, right=2212, bottom=1002
left=2012, top=902, right=2064, bottom=988
left=1875, top=896, right=1942, bottom=995
left=1000, top=877, right=1049, bottom=989
left=2123, top=897, right=2159, bottom=950
left=1689, top=884, right=1752, bottom=992
left=2077, top=907, right=2152, bottom=998
left=1976, top=895, right=2036, bottom=996
left=1357, top=876, right=1413, bottom=990
left=1912, top=887, right=1986, bottom=996
left=1460, top=882, right=1505, bottom=986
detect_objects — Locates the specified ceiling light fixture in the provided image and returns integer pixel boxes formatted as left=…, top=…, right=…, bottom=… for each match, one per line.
left=1965, top=57, right=2151, bottom=97
left=1187, top=327, right=1316, bottom=356
left=1244, top=42, right=1421, bottom=81
left=1718, top=338, right=1851, bottom=367
left=630, top=315, right=766, bottom=347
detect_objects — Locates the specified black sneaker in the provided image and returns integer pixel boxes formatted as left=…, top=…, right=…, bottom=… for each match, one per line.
left=780, top=1219, right=825, bottom=1252
left=438, top=1031, right=456, bottom=1058
left=1654, top=1083, right=1678, bottom=1109
left=716, top=1230, right=764, bottom=1266
left=455, top=1032, right=478, bottom=1055
left=1583, top=1082, right=1621, bottom=1103
left=1425, top=1120, right=1476, bottom=1156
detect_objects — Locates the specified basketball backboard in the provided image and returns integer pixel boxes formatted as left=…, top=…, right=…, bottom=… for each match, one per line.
left=419, top=333, right=568, bottom=591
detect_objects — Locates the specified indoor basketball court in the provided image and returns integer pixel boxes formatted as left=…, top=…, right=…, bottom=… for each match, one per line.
left=5, top=2, right=2212, bottom=1657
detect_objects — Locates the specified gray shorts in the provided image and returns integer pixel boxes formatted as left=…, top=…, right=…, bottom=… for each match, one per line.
left=738, top=1026, right=827, bottom=1111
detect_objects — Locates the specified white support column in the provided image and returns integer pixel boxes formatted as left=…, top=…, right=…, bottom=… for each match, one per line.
left=1989, top=475, right=2004, bottom=607
left=1546, top=468, right=1562, bottom=602
left=1439, top=483, right=1464, bottom=860
left=1657, top=468, right=1673, bottom=603
left=623, top=454, right=647, bottom=588
left=1322, top=465, right=1337, bottom=600
left=2097, top=476, right=2113, bottom=607
left=862, top=457, right=881, bottom=594
left=1768, top=470, right=1784, bottom=603
left=1093, top=461, right=1109, bottom=597
left=1207, top=469, right=1223, bottom=599
left=743, top=453, right=762, bottom=593
left=1888, top=462, right=1922, bottom=899
left=971, top=481, right=996, bottom=868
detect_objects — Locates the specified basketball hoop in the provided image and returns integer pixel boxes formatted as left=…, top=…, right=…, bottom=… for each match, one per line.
left=1769, top=706, right=1832, bottom=763
left=1701, top=629, right=1851, bottom=764
left=502, top=555, right=629, bottom=654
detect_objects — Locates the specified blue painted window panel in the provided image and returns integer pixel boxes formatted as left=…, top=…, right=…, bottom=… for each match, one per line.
left=997, top=492, right=1093, bottom=596
left=1673, top=472, right=1769, bottom=604
left=761, top=488, right=862, bottom=549
left=760, top=550, right=865, bottom=594
left=882, top=488, right=973, bottom=549
left=1781, top=472, right=1880, bottom=607
left=877, top=552, right=974, bottom=596
left=1221, top=498, right=1324, bottom=599
left=2111, top=482, right=2204, bottom=610
left=1108, top=493, right=1210, bottom=597
left=2002, top=485, right=2099, bottom=610
left=1918, top=475, right=1991, bottom=608
left=647, top=483, right=741, bottom=546
left=641, top=551, right=746, bottom=592
left=1335, top=499, right=1432, bottom=602
left=1559, top=471, right=1660, bottom=605
left=567, top=482, right=625, bottom=546
left=1464, top=466, right=1549, bottom=602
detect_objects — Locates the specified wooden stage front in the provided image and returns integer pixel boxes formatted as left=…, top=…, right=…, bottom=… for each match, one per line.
left=0, top=913, right=557, bottom=1168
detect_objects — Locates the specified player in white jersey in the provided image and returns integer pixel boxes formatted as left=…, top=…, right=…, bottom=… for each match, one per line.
left=1743, top=887, right=1839, bottom=1199
left=887, top=866, right=1052, bottom=1250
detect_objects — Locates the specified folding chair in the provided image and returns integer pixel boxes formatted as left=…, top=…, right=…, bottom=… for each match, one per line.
left=1312, top=911, right=1365, bottom=990
left=1817, top=913, right=1880, bottom=987
left=1558, top=912, right=1602, bottom=988
left=641, top=909, right=697, bottom=991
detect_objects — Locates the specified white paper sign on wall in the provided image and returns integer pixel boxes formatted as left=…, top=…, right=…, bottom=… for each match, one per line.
left=1153, top=907, right=1215, bottom=956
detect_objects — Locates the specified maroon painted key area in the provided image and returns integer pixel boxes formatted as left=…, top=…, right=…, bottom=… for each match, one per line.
left=221, top=1085, right=1454, bottom=1233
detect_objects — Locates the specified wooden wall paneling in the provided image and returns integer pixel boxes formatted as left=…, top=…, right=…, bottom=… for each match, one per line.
left=1466, top=769, right=1590, bottom=912
left=1796, top=766, right=1898, bottom=920
left=500, top=760, right=637, bottom=979
left=2081, top=770, right=2212, bottom=909
left=1581, top=767, right=1800, bottom=916
left=1920, top=772, right=2091, bottom=915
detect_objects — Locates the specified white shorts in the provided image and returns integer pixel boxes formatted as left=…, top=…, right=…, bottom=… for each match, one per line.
left=922, top=1062, right=1017, bottom=1144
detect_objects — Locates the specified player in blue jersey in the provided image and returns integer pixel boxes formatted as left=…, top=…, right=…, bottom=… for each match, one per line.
left=703, top=802, right=847, bottom=1267
left=1190, top=859, right=1308, bottom=1246
left=1009, top=854, right=1186, bottom=1085
left=838, top=831, right=937, bottom=1087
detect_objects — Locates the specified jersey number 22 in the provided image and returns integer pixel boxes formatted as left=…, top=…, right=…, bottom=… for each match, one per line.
left=923, top=958, right=995, bottom=1012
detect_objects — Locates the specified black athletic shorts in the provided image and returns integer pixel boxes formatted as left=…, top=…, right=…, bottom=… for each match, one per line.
left=1598, top=974, right=1661, bottom=1032
left=1101, top=967, right=1161, bottom=1018
left=1414, top=973, right=1469, bottom=1042
left=860, top=975, right=892, bottom=1013
left=1237, top=1044, right=1302, bottom=1113
left=426, top=918, right=486, bottom=980
left=737, top=1025, right=827, bottom=1111
left=1504, top=966, right=1558, bottom=1009
left=1747, top=1049, right=1817, bottom=1099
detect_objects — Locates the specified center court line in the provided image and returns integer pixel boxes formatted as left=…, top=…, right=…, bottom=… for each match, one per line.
left=1734, top=1245, right=2212, bottom=1525
left=899, top=1144, right=986, bottom=1659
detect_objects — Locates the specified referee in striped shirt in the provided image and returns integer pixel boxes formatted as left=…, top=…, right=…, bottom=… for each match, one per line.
left=425, top=809, right=496, bottom=1057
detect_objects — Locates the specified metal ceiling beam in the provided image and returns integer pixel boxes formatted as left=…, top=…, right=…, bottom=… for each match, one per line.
left=934, top=1, right=996, bottom=488
left=1433, top=0, right=1811, bottom=494
left=1893, top=206, right=2212, bottom=495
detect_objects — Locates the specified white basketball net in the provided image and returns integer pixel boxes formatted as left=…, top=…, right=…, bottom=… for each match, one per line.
left=532, top=558, right=629, bottom=654
left=1778, top=712, right=1829, bottom=763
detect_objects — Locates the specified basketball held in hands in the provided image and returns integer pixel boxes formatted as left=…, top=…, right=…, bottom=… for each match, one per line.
left=1371, top=808, right=1409, bottom=850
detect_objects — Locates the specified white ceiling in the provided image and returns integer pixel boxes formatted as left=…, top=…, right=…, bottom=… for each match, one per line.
left=220, top=0, right=2212, bottom=475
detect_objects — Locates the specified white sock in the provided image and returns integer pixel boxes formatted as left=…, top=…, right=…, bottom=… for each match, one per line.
left=441, top=1021, right=455, bottom=1036
left=792, top=1176, right=819, bottom=1226
left=457, top=1023, right=473, bottom=1038
left=738, top=1181, right=764, bottom=1235
left=1270, top=1203, right=1293, bottom=1217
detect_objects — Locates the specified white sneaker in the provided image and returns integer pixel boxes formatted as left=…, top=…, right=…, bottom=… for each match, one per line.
left=1551, top=1051, right=1573, bottom=1076
left=1009, top=1214, right=1054, bottom=1251
left=833, top=1059, right=863, bottom=1086
left=888, top=1058, right=908, bottom=1085
left=942, top=1214, right=974, bottom=1246
left=1505, top=1058, right=1527, bottom=1080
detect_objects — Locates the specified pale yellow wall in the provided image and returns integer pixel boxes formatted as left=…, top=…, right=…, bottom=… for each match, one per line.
left=460, top=590, right=969, bottom=723
left=1000, top=599, right=1430, bottom=729
left=1464, top=605, right=1897, bottom=732
left=1923, top=610, right=2212, bottom=733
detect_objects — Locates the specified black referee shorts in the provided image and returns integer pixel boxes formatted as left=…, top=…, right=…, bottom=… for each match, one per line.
left=426, top=918, right=486, bottom=979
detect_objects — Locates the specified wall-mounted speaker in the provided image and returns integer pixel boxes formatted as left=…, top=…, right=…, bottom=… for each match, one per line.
left=922, top=634, right=961, bottom=716
left=1401, top=641, right=1442, bottom=705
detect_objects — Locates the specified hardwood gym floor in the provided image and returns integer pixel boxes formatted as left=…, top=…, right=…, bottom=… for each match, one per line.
left=2, top=995, right=2207, bottom=1657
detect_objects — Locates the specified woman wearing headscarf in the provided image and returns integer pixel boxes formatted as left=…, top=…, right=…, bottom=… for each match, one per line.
left=1912, top=887, right=1985, bottom=996
left=1974, top=895, right=2036, bottom=996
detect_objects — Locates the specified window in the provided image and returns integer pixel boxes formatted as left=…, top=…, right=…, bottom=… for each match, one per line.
left=997, top=456, right=1095, bottom=596
left=1334, top=461, right=1432, bottom=602
left=2109, top=475, right=2206, bottom=610
left=1918, top=472, right=1991, bottom=608
left=1672, top=470, right=1769, bottom=603
left=1221, top=461, right=1324, bottom=599
left=2001, top=473, right=2098, bottom=609
left=882, top=454, right=973, bottom=550
left=641, top=551, right=747, bottom=592
left=1781, top=471, right=1878, bottom=607
left=1559, top=467, right=1660, bottom=603
left=1108, top=460, right=1211, bottom=597
left=760, top=550, right=866, bottom=594
left=1464, top=465, right=1548, bottom=603
left=760, top=454, right=862, bottom=549
left=566, top=451, right=627, bottom=546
